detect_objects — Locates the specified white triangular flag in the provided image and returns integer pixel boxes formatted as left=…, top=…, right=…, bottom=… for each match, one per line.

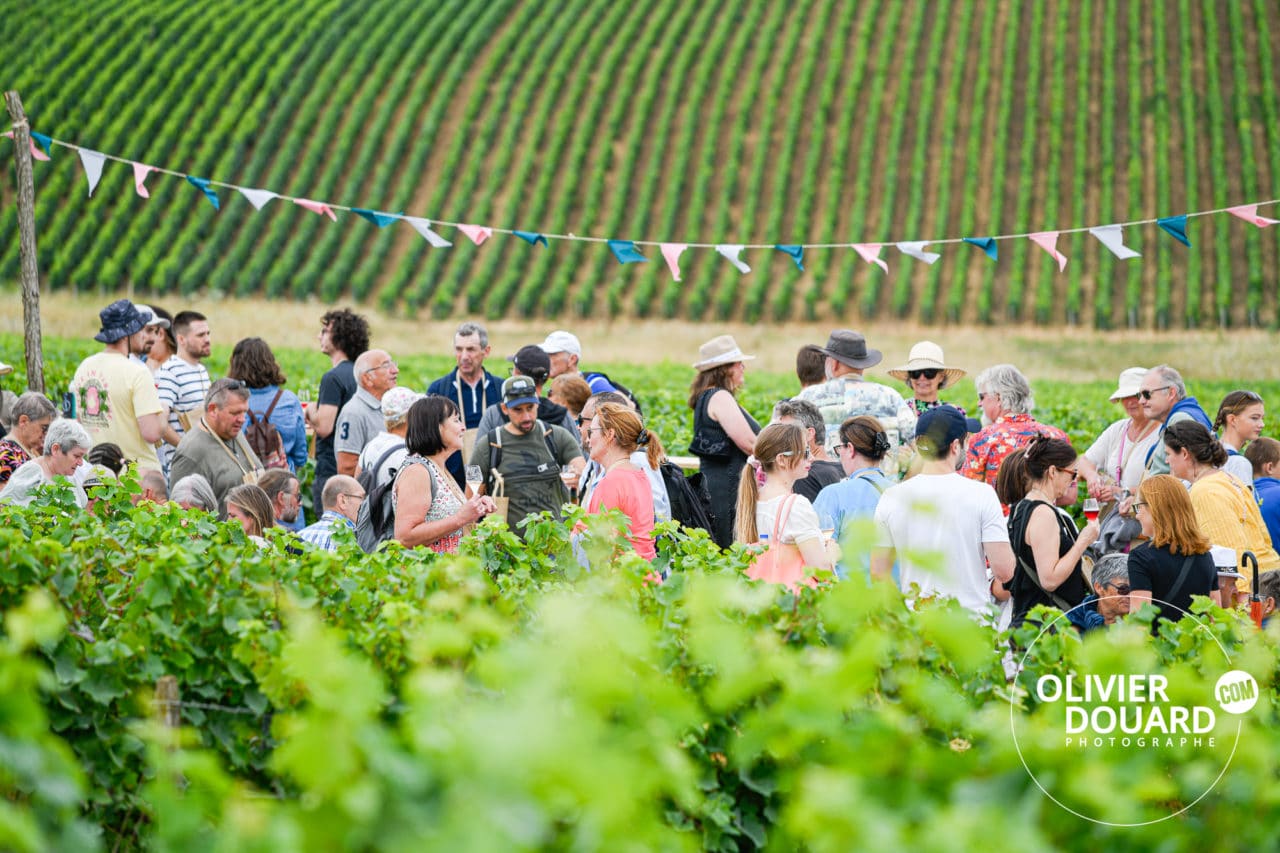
left=1089, top=225, right=1141, bottom=260
left=238, top=188, right=278, bottom=210
left=896, top=241, right=941, bottom=264
left=715, top=244, right=751, bottom=274
left=77, top=149, right=106, bottom=197
left=406, top=217, right=452, bottom=248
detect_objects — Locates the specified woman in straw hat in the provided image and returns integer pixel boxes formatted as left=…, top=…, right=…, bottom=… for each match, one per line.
left=688, top=335, right=762, bottom=548
left=888, top=341, right=967, bottom=418
left=1077, top=367, right=1159, bottom=502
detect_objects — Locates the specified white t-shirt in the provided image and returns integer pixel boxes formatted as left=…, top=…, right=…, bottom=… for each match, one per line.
left=1084, top=418, right=1161, bottom=492
left=756, top=493, right=823, bottom=545
left=357, top=432, right=407, bottom=491
left=874, top=472, right=1008, bottom=614
left=1221, top=446, right=1254, bottom=487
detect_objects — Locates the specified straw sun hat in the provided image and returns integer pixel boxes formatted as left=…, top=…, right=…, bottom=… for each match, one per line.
left=693, top=335, right=756, bottom=372
left=887, top=341, right=966, bottom=387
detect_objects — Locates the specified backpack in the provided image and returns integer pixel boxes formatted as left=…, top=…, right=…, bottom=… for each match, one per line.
left=244, top=389, right=288, bottom=470
left=660, top=460, right=716, bottom=534
left=355, top=443, right=427, bottom=553
left=585, top=371, right=643, bottom=415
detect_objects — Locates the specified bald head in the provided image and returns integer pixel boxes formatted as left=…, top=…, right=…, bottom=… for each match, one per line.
left=320, top=474, right=365, bottom=521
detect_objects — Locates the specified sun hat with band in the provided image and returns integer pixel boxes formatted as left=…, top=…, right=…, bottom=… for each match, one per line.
left=817, top=329, right=882, bottom=370
left=693, top=335, right=756, bottom=372
left=888, top=341, right=966, bottom=387
left=93, top=299, right=150, bottom=344
left=1108, top=367, right=1148, bottom=402
left=133, top=304, right=170, bottom=330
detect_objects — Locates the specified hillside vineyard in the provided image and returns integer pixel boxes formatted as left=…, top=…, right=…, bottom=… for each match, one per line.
left=2, top=0, right=1279, bottom=327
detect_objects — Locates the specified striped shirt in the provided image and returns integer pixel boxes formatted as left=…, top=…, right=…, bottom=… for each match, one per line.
left=155, top=356, right=210, bottom=471
left=297, top=510, right=355, bottom=552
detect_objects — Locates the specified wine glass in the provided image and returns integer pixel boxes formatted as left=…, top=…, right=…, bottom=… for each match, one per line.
left=465, top=465, right=483, bottom=499
left=1082, top=497, right=1100, bottom=523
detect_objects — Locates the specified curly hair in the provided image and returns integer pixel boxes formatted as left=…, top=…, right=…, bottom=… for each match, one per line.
left=227, top=337, right=287, bottom=389
left=322, top=308, right=370, bottom=360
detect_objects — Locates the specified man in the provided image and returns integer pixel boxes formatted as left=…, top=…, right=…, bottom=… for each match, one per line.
left=475, top=345, right=578, bottom=439
left=136, top=469, right=169, bottom=505
left=258, top=467, right=301, bottom=527
left=298, top=474, right=364, bottom=551
left=69, top=300, right=165, bottom=470
left=131, top=304, right=170, bottom=367
left=872, top=405, right=1014, bottom=619
left=169, top=379, right=264, bottom=515
left=540, top=330, right=618, bottom=394
left=470, top=376, right=584, bottom=536
left=1138, top=365, right=1212, bottom=478
left=1066, top=552, right=1131, bottom=632
left=0, top=419, right=92, bottom=508
left=335, top=349, right=399, bottom=477
left=773, top=399, right=844, bottom=501
left=798, top=329, right=916, bottom=475
left=427, top=322, right=502, bottom=486
left=795, top=344, right=826, bottom=390
left=307, top=308, right=370, bottom=513
left=155, top=310, right=212, bottom=475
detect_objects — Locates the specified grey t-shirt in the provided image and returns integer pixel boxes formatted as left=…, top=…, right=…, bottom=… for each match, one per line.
left=470, top=423, right=583, bottom=533
left=335, top=388, right=386, bottom=458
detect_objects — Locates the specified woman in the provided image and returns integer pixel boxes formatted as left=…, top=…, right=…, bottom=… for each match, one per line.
left=228, top=337, right=309, bottom=475
left=145, top=307, right=176, bottom=374
left=582, top=402, right=662, bottom=560
left=549, top=374, right=593, bottom=423
left=0, top=391, right=57, bottom=487
left=963, top=364, right=1069, bottom=496
left=1163, top=420, right=1280, bottom=586
left=1213, top=390, right=1265, bottom=485
left=393, top=395, right=495, bottom=554
left=1128, top=474, right=1217, bottom=628
left=887, top=341, right=967, bottom=417
left=172, top=474, right=218, bottom=512
left=998, top=436, right=1098, bottom=629
left=735, top=422, right=836, bottom=583
left=689, top=335, right=762, bottom=548
left=225, top=483, right=274, bottom=546
left=0, top=419, right=91, bottom=508
left=357, top=387, right=420, bottom=491
left=1078, top=367, right=1160, bottom=501
left=812, top=415, right=893, bottom=581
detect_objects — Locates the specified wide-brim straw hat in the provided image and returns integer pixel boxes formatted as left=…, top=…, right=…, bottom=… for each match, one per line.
left=1109, top=367, right=1148, bottom=401
left=888, top=341, right=965, bottom=386
left=693, top=335, right=756, bottom=372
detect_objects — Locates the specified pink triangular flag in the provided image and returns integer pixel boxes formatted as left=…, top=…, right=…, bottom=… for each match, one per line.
left=4, top=131, right=49, bottom=161
left=851, top=243, right=888, bottom=273
left=293, top=198, right=337, bottom=221
left=659, top=243, right=687, bottom=281
left=1028, top=231, right=1068, bottom=272
left=132, top=163, right=153, bottom=198
left=458, top=224, right=491, bottom=246
left=1227, top=204, right=1279, bottom=228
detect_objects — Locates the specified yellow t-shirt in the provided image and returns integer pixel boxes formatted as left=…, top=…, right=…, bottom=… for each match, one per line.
left=1189, top=470, right=1280, bottom=587
left=70, top=351, right=164, bottom=469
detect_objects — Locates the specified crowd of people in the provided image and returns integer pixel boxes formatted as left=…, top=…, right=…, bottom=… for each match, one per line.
left=3, top=300, right=1279, bottom=635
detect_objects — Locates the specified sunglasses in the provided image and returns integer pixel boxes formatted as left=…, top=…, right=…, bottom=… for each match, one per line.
left=908, top=368, right=941, bottom=380
left=778, top=448, right=813, bottom=459
left=1108, top=583, right=1131, bottom=595
left=1059, top=467, right=1079, bottom=481
left=1139, top=385, right=1173, bottom=400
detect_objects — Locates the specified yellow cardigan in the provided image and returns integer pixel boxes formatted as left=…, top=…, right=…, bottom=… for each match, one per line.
left=1189, top=470, right=1280, bottom=587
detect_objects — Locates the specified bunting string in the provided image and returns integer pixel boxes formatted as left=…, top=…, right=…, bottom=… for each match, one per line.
left=8, top=129, right=1280, bottom=270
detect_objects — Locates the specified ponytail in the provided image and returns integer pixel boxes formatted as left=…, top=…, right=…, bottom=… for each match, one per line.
left=735, top=460, right=761, bottom=543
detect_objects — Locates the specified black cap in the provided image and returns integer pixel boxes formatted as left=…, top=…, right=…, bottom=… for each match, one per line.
left=507, top=344, right=551, bottom=383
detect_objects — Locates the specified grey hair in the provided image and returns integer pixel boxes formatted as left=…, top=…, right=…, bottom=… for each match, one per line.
left=1148, top=365, right=1186, bottom=399
left=352, top=350, right=387, bottom=383
left=1091, top=553, right=1129, bottom=591
left=456, top=321, right=489, bottom=349
left=12, top=391, right=58, bottom=424
left=773, top=398, right=825, bottom=443
left=206, top=377, right=251, bottom=409
left=171, top=474, right=218, bottom=511
left=975, top=364, right=1034, bottom=415
left=43, top=418, right=91, bottom=456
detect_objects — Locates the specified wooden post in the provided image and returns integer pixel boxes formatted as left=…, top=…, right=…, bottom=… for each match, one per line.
left=155, top=675, right=180, bottom=729
left=4, top=91, right=44, bottom=394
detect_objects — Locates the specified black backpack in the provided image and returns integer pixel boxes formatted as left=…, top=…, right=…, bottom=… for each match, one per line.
left=586, top=371, right=643, bottom=415
left=659, top=460, right=715, bottom=534
left=354, top=442, right=416, bottom=553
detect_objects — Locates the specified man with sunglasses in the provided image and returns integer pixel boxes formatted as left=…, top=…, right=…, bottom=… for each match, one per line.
left=1136, top=365, right=1212, bottom=479
left=1065, top=552, right=1131, bottom=632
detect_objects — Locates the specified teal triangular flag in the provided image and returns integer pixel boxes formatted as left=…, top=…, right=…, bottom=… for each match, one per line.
left=30, top=131, right=52, bottom=157
left=607, top=239, right=647, bottom=264
left=775, top=244, right=804, bottom=270
left=963, top=236, right=998, bottom=261
left=353, top=208, right=399, bottom=228
left=185, top=176, right=220, bottom=211
left=1156, top=215, right=1191, bottom=247
left=515, top=230, right=548, bottom=247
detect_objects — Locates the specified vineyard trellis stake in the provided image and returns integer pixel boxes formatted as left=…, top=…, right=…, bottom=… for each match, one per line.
left=4, top=89, right=44, bottom=393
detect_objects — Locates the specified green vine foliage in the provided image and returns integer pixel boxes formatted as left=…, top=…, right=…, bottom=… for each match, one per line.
left=3, top=474, right=1280, bottom=850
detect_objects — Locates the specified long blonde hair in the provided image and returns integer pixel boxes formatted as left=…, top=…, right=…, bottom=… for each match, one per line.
left=594, top=403, right=664, bottom=470
left=734, top=422, right=806, bottom=543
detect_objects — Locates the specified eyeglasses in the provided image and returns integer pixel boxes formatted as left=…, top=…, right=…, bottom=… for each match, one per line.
left=1132, top=500, right=1147, bottom=510
left=372, top=361, right=397, bottom=372
left=340, top=492, right=366, bottom=502
left=908, top=368, right=941, bottom=380
left=977, top=392, right=990, bottom=401
left=587, top=426, right=605, bottom=435
left=1060, top=467, right=1079, bottom=481
left=1139, top=386, right=1173, bottom=401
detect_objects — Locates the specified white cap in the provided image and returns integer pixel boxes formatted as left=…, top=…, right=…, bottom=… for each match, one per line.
left=539, top=330, right=582, bottom=357
left=133, top=304, right=170, bottom=329
left=1109, top=367, right=1148, bottom=401
left=380, top=386, right=422, bottom=423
